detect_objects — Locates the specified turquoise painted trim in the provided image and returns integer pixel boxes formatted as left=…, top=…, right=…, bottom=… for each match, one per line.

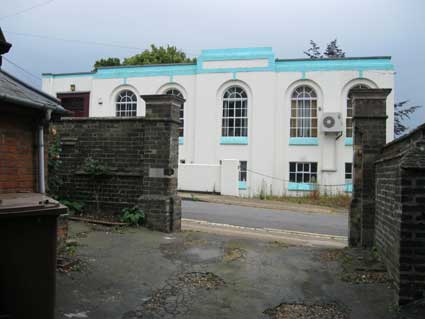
left=276, top=58, right=393, bottom=73
left=197, top=47, right=275, bottom=74
left=345, top=137, right=353, bottom=146
left=169, top=74, right=174, bottom=82
left=95, top=64, right=197, bottom=79
left=232, top=72, right=237, bottom=79
left=200, top=47, right=274, bottom=61
left=289, top=137, right=319, bottom=145
left=220, top=136, right=248, bottom=145
left=344, top=183, right=353, bottom=193
left=358, top=70, right=364, bottom=78
left=239, top=181, right=247, bottom=190
left=288, top=182, right=315, bottom=191
left=301, top=71, right=306, bottom=79
left=179, top=137, right=184, bottom=145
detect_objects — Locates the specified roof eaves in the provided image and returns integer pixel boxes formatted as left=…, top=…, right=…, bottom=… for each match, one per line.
left=0, top=93, right=69, bottom=114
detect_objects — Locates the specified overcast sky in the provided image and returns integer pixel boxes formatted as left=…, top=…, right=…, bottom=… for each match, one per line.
left=1, top=0, right=424, bottom=129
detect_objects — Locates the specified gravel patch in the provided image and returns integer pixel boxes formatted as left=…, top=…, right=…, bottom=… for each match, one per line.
left=264, top=303, right=349, bottom=319
left=122, top=272, right=225, bottom=319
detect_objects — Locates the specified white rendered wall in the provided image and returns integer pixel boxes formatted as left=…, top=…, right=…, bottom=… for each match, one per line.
left=42, top=75, right=93, bottom=96
left=202, top=59, right=269, bottom=69
left=220, top=159, right=239, bottom=196
left=178, top=160, right=239, bottom=196
left=178, top=163, right=221, bottom=193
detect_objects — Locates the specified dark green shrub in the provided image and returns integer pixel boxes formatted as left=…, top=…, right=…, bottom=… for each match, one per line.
left=120, top=207, right=145, bottom=226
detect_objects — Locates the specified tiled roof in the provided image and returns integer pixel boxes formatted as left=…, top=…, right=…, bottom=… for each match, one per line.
left=0, top=70, right=66, bottom=113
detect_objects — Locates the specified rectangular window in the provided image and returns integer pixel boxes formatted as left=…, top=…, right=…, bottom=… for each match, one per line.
left=289, top=162, right=318, bottom=183
left=290, top=97, right=318, bottom=138
left=57, top=92, right=90, bottom=117
left=345, top=163, right=352, bottom=183
left=239, top=161, right=247, bottom=182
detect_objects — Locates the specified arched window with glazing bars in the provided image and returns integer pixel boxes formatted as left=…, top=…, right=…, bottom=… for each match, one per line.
left=222, top=86, right=248, bottom=137
left=116, top=90, right=137, bottom=117
left=290, top=86, right=318, bottom=138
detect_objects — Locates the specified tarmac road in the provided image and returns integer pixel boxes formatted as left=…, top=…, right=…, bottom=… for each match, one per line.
left=182, top=200, right=348, bottom=237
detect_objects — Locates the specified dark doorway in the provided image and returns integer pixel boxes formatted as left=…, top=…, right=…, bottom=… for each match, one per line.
left=57, top=92, right=90, bottom=117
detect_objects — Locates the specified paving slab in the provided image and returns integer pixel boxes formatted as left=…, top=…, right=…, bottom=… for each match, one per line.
left=56, top=221, right=398, bottom=319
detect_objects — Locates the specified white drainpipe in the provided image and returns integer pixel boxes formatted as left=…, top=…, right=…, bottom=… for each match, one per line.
left=38, top=110, right=52, bottom=194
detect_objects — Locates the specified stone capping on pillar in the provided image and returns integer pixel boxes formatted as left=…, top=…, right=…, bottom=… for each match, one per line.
left=351, top=88, right=391, bottom=119
left=141, top=94, right=185, bottom=123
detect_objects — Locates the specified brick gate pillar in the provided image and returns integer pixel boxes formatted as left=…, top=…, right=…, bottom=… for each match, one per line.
left=349, top=88, right=391, bottom=247
left=138, top=94, right=184, bottom=232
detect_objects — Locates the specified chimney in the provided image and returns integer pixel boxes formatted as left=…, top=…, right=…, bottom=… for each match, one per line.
left=0, top=28, right=12, bottom=67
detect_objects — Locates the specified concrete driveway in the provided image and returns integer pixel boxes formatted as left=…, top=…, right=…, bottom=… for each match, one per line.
left=56, top=221, right=397, bottom=319
left=182, top=200, right=348, bottom=237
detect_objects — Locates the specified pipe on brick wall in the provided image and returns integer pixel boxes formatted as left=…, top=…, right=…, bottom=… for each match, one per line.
left=38, top=110, right=52, bottom=194
left=38, top=125, right=45, bottom=193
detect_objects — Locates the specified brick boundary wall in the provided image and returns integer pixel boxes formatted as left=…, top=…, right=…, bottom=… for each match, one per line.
left=375, top=124, right=425, bottom=304
left=52, top=95, right=183, bottom=232
left=350, top=88, right=425, bottom=305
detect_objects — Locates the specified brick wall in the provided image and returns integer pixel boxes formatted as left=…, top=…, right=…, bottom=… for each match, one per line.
left=375, top=125, right=425, bottom=304
left=52, top=95, right=182, bottom=232
left=0, top=108, right=37, bottom=193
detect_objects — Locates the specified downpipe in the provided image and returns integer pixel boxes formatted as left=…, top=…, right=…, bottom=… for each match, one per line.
left=38, top=109, right=52, bottom=194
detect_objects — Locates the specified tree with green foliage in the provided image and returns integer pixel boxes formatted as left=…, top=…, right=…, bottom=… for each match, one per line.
left=394, top=101, right=422, bottom=136
left=94, top=57, right=121, bottom=68
left=123, top=44, right=196, bottom=65
left=93, top=45, right=195, bottom=68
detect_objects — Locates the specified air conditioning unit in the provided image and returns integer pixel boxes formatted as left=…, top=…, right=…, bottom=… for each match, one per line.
left=321, top=112, right=342, bottom=134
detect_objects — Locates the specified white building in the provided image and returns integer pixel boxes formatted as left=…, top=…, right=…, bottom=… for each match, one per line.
left=42, top=47, right=395, bottom=197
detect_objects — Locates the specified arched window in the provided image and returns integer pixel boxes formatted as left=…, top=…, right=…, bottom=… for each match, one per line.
left=116, top=90, right=137, bottom=117
left=290, top=86, right=318, bottom=137
left=222, top=86, right=248, bottom=137
left=346, top=84, right=369, bottom=137
left=165, top=88, right=184, bottom=137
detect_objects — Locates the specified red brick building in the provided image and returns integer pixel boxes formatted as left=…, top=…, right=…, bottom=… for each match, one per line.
left=0, top=28, right=68, bottom=319
left=0, top=43, right=67, bottom=193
